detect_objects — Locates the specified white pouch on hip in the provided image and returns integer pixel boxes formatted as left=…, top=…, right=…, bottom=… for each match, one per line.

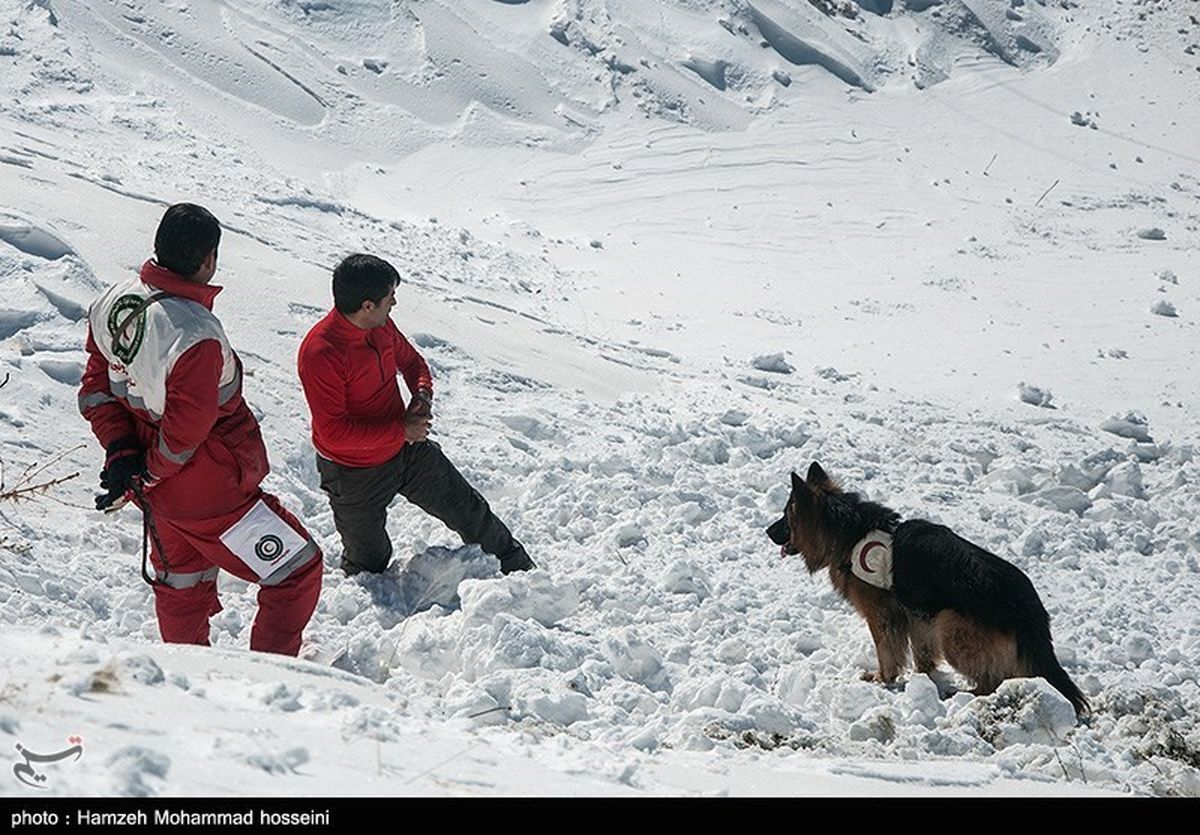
left=219, top=499, right=308, bottom=580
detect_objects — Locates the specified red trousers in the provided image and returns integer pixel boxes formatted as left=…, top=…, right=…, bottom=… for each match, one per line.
left=144, top=492, right=322, bottom=656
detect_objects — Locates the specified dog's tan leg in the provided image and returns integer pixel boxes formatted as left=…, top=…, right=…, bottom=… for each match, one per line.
left=860, top=596, right=910, bottom=683
left=909, top=616, right=942, bottom=675
left=860, top=613, right=889, bottom=682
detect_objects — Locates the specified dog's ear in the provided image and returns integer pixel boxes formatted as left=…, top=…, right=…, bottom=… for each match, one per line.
left=790, top=471, right=814, bottom=507
left=806, top=461, right=831, bottom=488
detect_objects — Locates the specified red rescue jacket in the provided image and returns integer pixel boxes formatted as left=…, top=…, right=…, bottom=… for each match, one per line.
left=79, top=261, right=269, bottom=520
left=297, top=309, right=433, bottom=468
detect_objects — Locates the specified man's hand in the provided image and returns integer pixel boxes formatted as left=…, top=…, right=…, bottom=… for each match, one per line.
left=96, top=437, right=147, bottom=510
left=404, top=390, right=433, bottom=443
left=407, top=389, right=432, bottom=419
left=402, top=389, right=432, bottom=444
left=403, top=413, right=431, bottom=444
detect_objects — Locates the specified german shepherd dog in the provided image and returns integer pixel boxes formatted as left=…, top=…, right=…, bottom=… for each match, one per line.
left=767, top=463, right=1088, bottom=716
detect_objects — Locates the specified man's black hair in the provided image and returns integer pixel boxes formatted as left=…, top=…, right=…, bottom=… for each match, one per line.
left=333, top=254, right=399, bottom=315
left=154, top=203, right=221, bottom=277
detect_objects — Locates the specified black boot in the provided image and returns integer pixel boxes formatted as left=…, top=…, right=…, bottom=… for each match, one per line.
left=499, top=544, right=536, bottom=575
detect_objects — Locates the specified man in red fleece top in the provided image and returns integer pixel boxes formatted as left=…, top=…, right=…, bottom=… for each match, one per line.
left=297, top=253, right=535, bottom=576
left=79, top=204, right=322, bottom=655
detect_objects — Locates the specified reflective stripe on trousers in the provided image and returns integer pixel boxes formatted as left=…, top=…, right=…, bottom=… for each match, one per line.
left=155, top=566, right=219, bottom=589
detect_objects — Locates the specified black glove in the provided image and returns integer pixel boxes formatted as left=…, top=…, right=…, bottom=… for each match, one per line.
left=95, top=437, right=147, bottom=511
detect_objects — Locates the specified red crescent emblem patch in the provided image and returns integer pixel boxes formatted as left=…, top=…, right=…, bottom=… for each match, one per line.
left=858, top=541, right=885, bottom=574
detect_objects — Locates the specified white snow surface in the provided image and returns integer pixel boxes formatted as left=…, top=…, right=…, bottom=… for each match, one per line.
left=2, top=0, right=1199, bottom=798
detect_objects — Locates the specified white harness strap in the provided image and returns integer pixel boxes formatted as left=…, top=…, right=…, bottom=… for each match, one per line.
left=850, top=530, right=894, bottom=590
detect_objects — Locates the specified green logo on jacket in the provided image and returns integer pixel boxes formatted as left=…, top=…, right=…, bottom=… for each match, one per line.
left=107, top=295, right=150, bottom=363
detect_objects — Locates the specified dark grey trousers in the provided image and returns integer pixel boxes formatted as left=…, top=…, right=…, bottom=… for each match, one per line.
left=316, top=442, right=529, bottom=575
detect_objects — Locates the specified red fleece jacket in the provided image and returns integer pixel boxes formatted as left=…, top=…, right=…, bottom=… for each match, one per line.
left=297, top=309, right=433, bottom=468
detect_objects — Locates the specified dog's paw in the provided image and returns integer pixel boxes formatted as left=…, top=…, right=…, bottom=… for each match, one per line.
left=861, top=670, right=901, bottom=686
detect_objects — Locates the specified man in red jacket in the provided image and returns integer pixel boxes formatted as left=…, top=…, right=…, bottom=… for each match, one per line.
left=297, top=253, right=535, bottom=576
left=79, top=204, right=322, bottom=656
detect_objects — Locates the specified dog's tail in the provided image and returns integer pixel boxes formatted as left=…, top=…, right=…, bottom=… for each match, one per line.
left=1016, top=624, right=1090, bottom=717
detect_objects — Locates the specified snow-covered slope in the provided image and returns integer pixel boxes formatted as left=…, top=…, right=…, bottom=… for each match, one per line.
left=2, top=0, right=1198, bottom=797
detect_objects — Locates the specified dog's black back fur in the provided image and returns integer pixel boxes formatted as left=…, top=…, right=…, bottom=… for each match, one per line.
left=893, top=520, right=1045, bottom=627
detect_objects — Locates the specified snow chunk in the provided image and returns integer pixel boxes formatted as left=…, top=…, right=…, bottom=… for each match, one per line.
left=739, top=375, right=778, bottom=390
left=1022, top=485, right=1092, bottom=516
left=388, top=614, right=460, bottom=680
left=460, top=613, right=579, bottom=678
left=498, top=414, right=561, bottom=442
left=815, top=365, right=853, bottom=382
left=1057, top=449, right=1123, bottom=492
left=776, top=666, right=817, bottom=707
left=1017, top=382, right=1054, bottom=408
left=751, top=353, right=794, bottom=374
left=105, top=746, right=170, bottom=797
left=716, top=637, right=748, bottom=665
left=459, top=571, right=579, bottom=628
left=849, top=706, right=897, bottom=742
left=1100, top=411, right=1152, bottom=442
left=969, top=678, right=1077, bottom=748
left=38, top=358, right=83, bottom=385
left=682, top=55, right=728, bottom=91
left=602, top=629, right=669, bottom=692
left=236, top=746, right=310, bottom=775
left=1127, top=441, right=1163, bottom=463
left=740, top=694, right=799, bottom=736
left=1100, top=461, right=1146, bottom=500
left=614, top=522, right=646, bottom=548
left=674, top=675, right=749, bottom=712
left=901, top=673, right=946, bottom=727
left=1123, top=633, right=1155, bottom=666
left=513, top=684, right=589, bottom=726
left=831, top=681, right=890, bottom=721
left=117, top=653, right=164, bottom=686
left=979, top=462, right=1041, bottom=496
left=258, top=682, right=303, bottom=712
left=398, top=545, right=498, bottom=614
left=410, top=332, right=450, bottom=349
left=660, top=560, right=711, bottom=598
left=1150, top=300, right=1178, bottom=317
left=443, top=682, right=508, bottom=726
